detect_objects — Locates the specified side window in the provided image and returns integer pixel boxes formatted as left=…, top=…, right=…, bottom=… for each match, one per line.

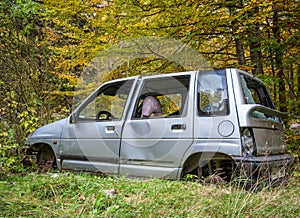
left=240, top=74, right=274, bottom=108
left=78, top=80, right=134, bottom=121
left=197, top=70, right=229, bottom=116
left=133, top=75, right=190, bottom=119
left=240, top=74, right=278, bottom=120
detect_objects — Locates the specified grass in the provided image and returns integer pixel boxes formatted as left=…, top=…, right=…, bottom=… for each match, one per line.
left=0, top=170, right=299, bottom=218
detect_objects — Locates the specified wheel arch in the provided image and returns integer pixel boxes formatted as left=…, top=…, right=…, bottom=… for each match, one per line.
left=29, top=143, right=58, bottom=169
left=181, top=152, right=235, bottom=181
left=29, top=142, right=52, bottom=152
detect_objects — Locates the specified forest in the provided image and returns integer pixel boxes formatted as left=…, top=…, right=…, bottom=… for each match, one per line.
left=0, top=0, right=299, bottom=172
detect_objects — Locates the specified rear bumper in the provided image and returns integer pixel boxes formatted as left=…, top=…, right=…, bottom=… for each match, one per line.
left=233, top=154, right=294, bottom=183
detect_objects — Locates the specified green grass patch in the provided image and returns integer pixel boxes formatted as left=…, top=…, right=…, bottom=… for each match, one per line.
left=0, top=172, right=299, bottom=217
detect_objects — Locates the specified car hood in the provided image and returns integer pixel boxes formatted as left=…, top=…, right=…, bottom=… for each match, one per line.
left=28, top=118, right=67, bottom=139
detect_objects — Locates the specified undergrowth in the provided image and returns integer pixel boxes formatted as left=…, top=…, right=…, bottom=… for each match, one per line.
left=0, top=169, right=299, bottom=217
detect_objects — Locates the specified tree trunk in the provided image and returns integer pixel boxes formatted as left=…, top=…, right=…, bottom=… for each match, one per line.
left=273, top=11, right=286, bottom=112
left=228, top=1, right=246, bottom=66
left=298, top=64, right=300, bottom=101
left=247, top=6, right=264, bottom=75
left=249, top=39, right=264, bottom=75
left=234, top=35, right=246, bottom=65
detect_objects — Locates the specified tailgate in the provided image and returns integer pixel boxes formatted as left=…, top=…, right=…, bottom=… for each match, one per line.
left=237, top=104, right=287, bottom=155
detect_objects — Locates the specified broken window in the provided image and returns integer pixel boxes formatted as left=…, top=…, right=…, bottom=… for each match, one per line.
left=78, top=80, right=134, bottom=121
left=133, top=75, right=190, bottom=119
left=240, top=74, right=278, bottom=121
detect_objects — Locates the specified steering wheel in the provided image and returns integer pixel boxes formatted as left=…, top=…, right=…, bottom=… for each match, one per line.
left=136, top=104, right=143, bottom=118
left=96, top=110, right=115, bottom=120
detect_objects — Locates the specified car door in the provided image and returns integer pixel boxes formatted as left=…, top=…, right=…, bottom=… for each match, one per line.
left=60, top=77, right=137, bottom=174
left=120, top=72, right=195, bottom=179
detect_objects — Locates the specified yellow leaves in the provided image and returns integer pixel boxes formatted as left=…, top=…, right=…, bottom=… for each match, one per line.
left=234, top=28, right=247, bottom=35
left=57, top=73, right=78, bottom=84
left=235, top=0, right=274, bottom=22
left=0, top=132, right=9, bottom=138
left=49, top=90, right=76, bottom=97
left=43, top=27, right=60, bottom=42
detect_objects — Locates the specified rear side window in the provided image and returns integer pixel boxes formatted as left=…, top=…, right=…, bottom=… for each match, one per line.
left=197, top=70, right=229, bottom=116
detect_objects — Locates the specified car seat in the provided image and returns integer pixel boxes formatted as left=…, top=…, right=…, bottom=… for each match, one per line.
left=141, top=96, right=162, bottom=118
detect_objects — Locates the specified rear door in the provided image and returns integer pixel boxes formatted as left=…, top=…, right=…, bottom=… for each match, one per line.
left=120, top=72, right=195, bottom=179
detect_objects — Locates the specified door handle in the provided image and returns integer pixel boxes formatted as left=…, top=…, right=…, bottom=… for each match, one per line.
left=105, top=126, right=116, bottom=134
left=171, top=124, right=186, bottom=130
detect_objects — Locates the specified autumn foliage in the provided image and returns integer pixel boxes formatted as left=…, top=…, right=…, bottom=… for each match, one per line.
left=0, top=0, right=299, bottom=172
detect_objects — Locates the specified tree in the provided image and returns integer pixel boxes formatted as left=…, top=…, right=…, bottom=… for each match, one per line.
left=0, top=0, right=69, bottom=171
left=40, top=0, right=299, bottom=112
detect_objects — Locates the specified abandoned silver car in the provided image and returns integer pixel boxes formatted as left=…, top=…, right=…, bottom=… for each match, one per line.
left=25, top=68, right=294, bottom=185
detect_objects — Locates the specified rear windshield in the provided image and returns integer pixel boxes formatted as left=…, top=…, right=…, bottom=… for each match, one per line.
left=197, top=70, right=229, bottom=116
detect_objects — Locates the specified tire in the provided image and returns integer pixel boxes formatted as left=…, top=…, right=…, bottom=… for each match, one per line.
left=197, top=161, right=226, bottom=184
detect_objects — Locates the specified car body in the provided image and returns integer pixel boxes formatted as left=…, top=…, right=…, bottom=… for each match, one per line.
left=26, top=68, right=294, bottom=185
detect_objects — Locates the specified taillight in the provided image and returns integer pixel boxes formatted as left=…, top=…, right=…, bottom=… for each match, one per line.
left=241, top=128, right=257, bottom=157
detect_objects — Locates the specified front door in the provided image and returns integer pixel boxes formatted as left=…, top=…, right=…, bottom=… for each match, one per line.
left=60, top=78, right=137, bottom=174
left=120, top=73, right=195, bottom=179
